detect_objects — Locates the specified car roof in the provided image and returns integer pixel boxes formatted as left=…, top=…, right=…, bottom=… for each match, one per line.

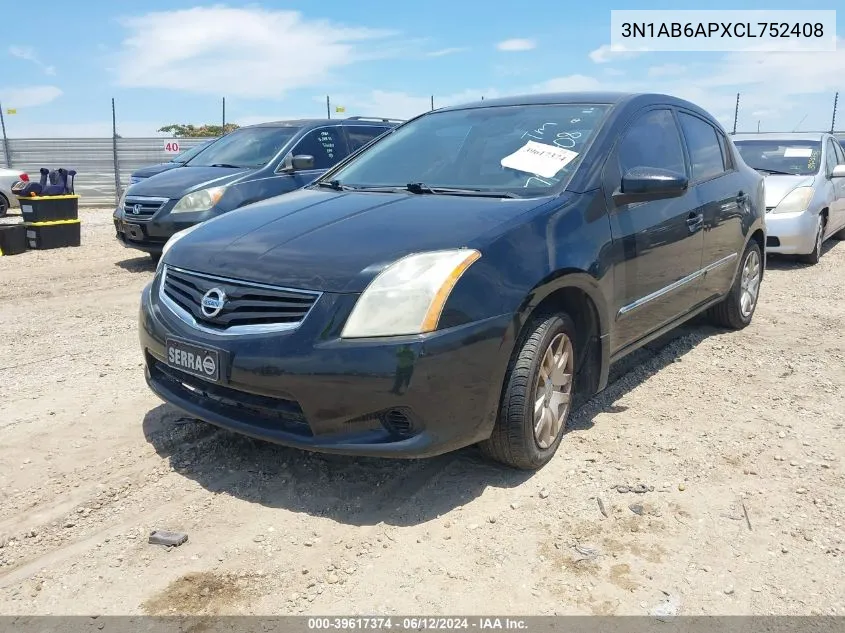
left=243, top=117, right=401, bottom=129
left=732, top=132, right=830, bottom=142
left=434, top=92, right=724, bottom=126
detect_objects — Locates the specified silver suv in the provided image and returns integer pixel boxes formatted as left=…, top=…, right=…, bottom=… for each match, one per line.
left=733, top=132, right=845, bottom=264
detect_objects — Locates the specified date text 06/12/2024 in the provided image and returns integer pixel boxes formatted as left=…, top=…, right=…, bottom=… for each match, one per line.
left=307, top=618, right=529, bottom=630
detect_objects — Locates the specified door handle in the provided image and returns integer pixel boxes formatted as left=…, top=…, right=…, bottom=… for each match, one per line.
left=686, top=212, right=704, bottom=233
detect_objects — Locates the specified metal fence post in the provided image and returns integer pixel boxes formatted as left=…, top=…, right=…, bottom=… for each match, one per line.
left=0, top=102, right=11, bottom=168
left=112, top=98, right=121, bottom=206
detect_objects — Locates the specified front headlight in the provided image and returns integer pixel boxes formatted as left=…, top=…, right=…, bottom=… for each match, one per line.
left=171, top=186, right=227, bottom=213
left=771, top=186, right=814, bottom=214
left=157, top=223, right=203, bottom=271
left=117, top=187, right=129, bottom=211
left=340, top=249, right=482, bottom=338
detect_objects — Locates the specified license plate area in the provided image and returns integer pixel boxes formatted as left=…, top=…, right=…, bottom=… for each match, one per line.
left=124, top=222, right=144, bottom=241
left=165, top=337, right=223, bottom=383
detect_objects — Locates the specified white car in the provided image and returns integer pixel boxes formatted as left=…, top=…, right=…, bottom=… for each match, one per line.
left=0, top=167, right=30, bottom=217
left=732, top=132, right=845, bottom=264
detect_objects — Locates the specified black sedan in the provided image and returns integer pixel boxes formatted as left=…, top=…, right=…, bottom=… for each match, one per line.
left=139, top=92, right=765, bottom=470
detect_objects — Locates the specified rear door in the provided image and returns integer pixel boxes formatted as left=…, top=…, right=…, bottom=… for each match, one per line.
left=343, top=125, right=391, bottom=155
left=676, top=110, right=744, bottom=305
left=605, top=107, right=705, bottom=353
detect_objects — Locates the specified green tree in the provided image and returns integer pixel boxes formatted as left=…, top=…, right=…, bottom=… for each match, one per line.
left=158, top=123, right=239, bottom=137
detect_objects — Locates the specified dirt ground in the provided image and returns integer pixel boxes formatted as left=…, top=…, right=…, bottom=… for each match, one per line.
left=1, top=207, right=843, bottom=616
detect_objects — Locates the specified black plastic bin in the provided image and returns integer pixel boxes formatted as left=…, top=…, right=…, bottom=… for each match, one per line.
left=17, top=195, right=79, bottom=223
left=25, top=220, right=81, bottom=250
left=0, top=224, right=27, bottom=256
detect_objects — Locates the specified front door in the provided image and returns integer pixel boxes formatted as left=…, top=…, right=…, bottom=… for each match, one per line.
left=282, top=125, right=349, bottom=189
left=827, top=139, right=845, bottom=234
left=605, top=107, right=705, bottom=354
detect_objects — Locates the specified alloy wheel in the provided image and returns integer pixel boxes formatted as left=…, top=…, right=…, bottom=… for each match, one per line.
left=533, top=332, right=574, bottom=449
left=739, top=248, right=761, bottom=318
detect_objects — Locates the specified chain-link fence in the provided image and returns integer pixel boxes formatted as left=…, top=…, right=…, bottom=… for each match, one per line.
left=0, top=137, right=214, bottom=207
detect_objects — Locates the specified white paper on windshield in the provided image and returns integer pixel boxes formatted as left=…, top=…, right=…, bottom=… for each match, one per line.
left=500, top=141, right=579, bottom=179
left=783, top=147, right=813, bottom=158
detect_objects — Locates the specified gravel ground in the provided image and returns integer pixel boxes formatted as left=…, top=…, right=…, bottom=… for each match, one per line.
left=0, top=208, right=843, bottom=616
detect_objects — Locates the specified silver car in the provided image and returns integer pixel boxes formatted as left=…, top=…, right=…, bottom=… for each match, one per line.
left=0, top=167, right=29, bottom=217
left=733, top=132, right=845, bottom=264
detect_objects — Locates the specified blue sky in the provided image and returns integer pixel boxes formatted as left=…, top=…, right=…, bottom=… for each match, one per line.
left=0, top=0, right=843, bottom=137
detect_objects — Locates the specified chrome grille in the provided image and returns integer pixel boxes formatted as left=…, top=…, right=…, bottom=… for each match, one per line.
left=160, top=266, right=321, bottom=335
left=124, top=196, right=168, bottom=220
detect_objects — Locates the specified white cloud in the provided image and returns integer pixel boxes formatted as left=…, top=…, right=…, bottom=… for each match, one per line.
left=8, top=46, right=56, bottom=75
left=603, top=68, right=625, bottom=77
left=115, top=7, right=399, bottom=98
left=426, top=47, right=468, bottom=57
left=497, top=39, right=536, bottom=52
left=532, top=75, right=604, bottom=93
left=588, top=44, right=643, bottom=63
left=0, top=85, right=63, bottom=109
left=648, top=63, right=686, bottom=77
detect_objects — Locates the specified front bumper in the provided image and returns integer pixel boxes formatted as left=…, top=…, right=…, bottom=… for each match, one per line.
left=139, top=281, right=514, bottom=459
left=764, top=209, right=819, bottom=255
left=114, top=203, right=216, bottom=255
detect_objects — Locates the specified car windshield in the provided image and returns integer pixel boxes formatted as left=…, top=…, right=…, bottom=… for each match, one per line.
left=322, top=104, right=611, bottom=197
left=170, top=141, right=213, bottom=164
left=733, top=139, right=822, bottom=176
left=186, top=126, right=300, bottom=169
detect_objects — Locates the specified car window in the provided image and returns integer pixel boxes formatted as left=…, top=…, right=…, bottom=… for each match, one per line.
left=825, top=139, right=839, bottom=174
left=292, top=127, right=345, bottom=170
left=346, top=126, right=390, bottom=152
left=733, top=139, right=822, bottom=176
left=186, top=127, right=299, bottom=169
left=678, top=113, right=726, bottom=182
left=618, top=109, right=686, bottom=176
left=717, top=132, right=734, bottom=170
left=324, top=104, right=612, bottom=197
left=835, top=140, right=845, bottom=164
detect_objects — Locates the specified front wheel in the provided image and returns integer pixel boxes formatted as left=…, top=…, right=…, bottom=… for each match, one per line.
left=0, top=194, right=9, bottom=218
left=708, top=240, right=762, bottom=330
left=480, top=312, right=577, bottom=470
left=798, top=216, right=825, bottom=265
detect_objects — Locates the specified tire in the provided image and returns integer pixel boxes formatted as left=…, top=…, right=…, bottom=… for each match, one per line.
left=480, top=311, right=577, bottom=470
left=798, top=215, right=825, bottom=265
left=708, top=240, right=763, bottom=330
left=0, top=194, right=9, bottom=218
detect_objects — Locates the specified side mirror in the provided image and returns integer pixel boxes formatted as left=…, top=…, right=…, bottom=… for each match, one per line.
left=613, top=167, right=688, bottom=205
left=278, top=154, right=315, bottom=173
left=831, top=164, right=845, bottom=179
left=292, top=155, right=315, bottom=171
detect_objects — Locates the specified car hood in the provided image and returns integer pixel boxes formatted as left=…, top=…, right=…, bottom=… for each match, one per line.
left=126, top=165, right=252, bottom=198
left=762, top=174, right=816, bottom=208
left=165, top=187, right=551, bottom=293
left=132, top=163, right=182, bottom=179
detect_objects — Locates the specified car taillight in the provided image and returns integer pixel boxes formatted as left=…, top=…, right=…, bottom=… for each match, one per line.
left=19, top=173, right=29, bottom=182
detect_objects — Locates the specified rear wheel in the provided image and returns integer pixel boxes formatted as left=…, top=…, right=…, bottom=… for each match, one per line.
left=798, top=215, right=825, bottom=264
left=708, top=240, right=762, bottom=330
left=480, top=312, right=577, bottom=470
left=0, top=194, right=9, bottom=218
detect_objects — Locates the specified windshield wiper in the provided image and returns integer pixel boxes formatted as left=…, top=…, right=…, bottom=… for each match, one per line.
left=754, top=168, right=796, bottom=176
left=316, top=179, right=355, bottom=191
left=405, top=182, right=520, bottom=198
left=209, top=163, right=242, bottom=169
